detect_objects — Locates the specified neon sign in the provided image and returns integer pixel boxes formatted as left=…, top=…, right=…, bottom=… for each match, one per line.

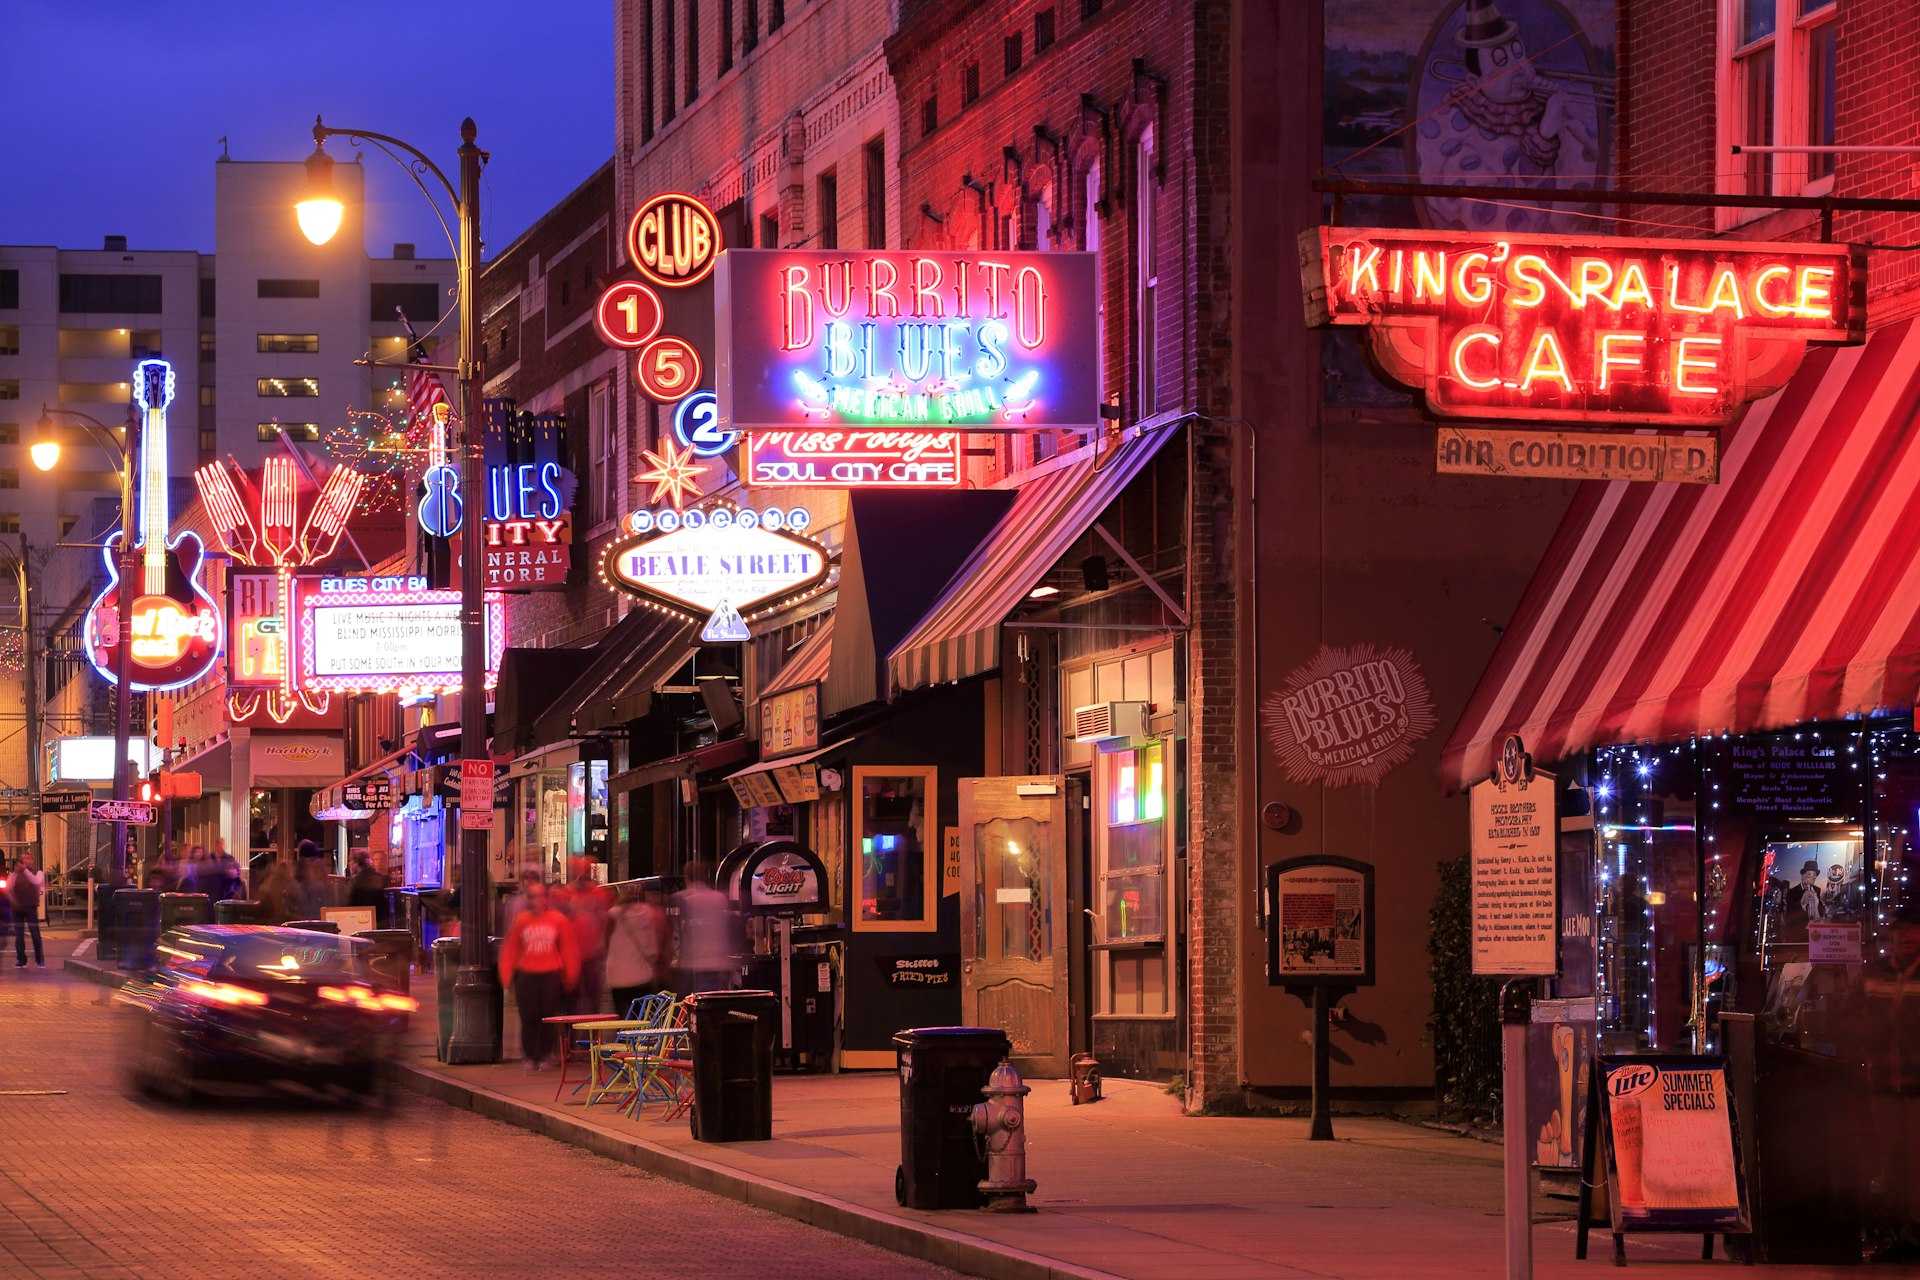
left=84, top=359, right=223, bottom=692
left=628, top=193, right=723, bottom=289
left=600, top=503, right=828, bottom=642
left=715, top=249, right=1101, bottom=434
left=1303, top=227, right=1864, bottom=425
left=289, top=574, right=505, bottom=695
left=744, top=428, right=961, bottom=488
left=408, top=400, right=576, bottom=589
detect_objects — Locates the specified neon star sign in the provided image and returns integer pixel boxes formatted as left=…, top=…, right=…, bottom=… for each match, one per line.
left=635, top=438, right=708, bottom=508
left=1303, top=227, right=1864, bottom=425
left=714, top=249, right=1101, bottom=434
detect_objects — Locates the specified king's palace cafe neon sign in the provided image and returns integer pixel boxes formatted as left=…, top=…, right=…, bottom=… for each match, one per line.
left=1302, top=227, right=1864, bottom=425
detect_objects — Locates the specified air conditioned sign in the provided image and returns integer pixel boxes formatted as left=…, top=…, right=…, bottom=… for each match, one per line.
left=715, top=249, right=1101, bottom=433
left=1301, top=227, right=1863, bottom=425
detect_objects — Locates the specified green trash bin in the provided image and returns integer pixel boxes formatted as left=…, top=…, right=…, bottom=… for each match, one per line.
left=432, top=935, right=461, bottom=1061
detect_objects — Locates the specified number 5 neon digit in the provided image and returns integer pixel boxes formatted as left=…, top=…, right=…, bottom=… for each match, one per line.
left=655, top=345, right=685, bottom=388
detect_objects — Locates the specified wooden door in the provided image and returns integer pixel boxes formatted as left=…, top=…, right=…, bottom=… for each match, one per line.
left=959, top=776, right=1069, bottom=1077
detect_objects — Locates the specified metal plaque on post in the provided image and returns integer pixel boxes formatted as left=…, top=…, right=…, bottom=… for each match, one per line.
left=1265, top=855, right=1375, bottom=1143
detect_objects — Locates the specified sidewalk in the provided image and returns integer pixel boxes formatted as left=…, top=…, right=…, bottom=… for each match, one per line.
left=65, top=955, right=1894, bottom=1280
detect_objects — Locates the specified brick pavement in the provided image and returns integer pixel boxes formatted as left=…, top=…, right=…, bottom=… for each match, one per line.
left=0, top=967, right=960, bottom=1280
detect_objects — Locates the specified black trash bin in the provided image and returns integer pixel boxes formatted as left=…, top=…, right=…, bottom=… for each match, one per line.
left=385, top=888, right=420, bottom=949
left=362, top=929, right=414, bottom=994
left=284, top=919, right=339, bottom=934
left=94, top=884, right=122, bottom=961
left=114, top=889, right=161, bottom=972
left=892, top=1026, right=1012, bottom=1209
left=159, top=892, right=210, bottom=931
left=213, top=898, right=265, bottom=925
left=686, top=990, right=780, bottom=1143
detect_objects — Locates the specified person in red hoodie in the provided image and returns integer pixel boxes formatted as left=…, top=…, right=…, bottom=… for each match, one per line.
left=498, top=879, right=581, bottom=1071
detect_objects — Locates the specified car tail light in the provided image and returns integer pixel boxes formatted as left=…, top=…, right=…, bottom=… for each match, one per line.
left=319, top=984, right=415, bottom=1012
left=183, top=980, right=268, bottom=1007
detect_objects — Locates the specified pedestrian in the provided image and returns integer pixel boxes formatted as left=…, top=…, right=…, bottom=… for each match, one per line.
left=498, top=866, right=542, bottom=936
left=288, top=842, right=332, bottom=921
left=555, top=855, right=613, bottom=1014
left=8, top=851, right=45, bottom=968
left=207, top=852, right=244, bottom=904
left=606, top=884, right=671, bottom=1015
left=670, top=862, right=740, bottom=995
left=348, top=852, right=387, bottom=925
left=498, top=878, right=580, bottom=1071
left=255, top=860, right=295, bottom=924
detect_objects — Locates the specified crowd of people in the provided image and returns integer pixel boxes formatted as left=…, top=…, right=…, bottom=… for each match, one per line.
left=497, top=856, right=738, bottom=1071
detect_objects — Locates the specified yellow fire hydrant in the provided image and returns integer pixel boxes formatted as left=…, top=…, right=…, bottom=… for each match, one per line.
left=970, top=1059, right=1037, bottom=1212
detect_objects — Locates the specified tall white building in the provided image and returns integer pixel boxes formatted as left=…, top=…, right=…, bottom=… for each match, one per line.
left=0, top=156, right=455, bottom=552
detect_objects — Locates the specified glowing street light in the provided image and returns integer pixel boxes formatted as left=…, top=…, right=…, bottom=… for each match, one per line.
left=296, top=135, right=344, bottom=247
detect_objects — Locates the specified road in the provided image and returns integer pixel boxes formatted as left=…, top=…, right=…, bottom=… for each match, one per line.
left=0, top=967, right=960, bottom=1280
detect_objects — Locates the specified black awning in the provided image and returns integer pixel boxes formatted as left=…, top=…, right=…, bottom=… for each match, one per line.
left=494, top=646, right=588, bottom=758
left=530, top=609, right=699, bottom=744
left=576, top=617, right=704, bottom=734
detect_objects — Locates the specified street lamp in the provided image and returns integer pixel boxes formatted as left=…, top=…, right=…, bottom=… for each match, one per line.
left=297, top=115, right=497, bottom=1063
left=0, top=537, right=40, bottom=879
left=33, top=405, right=139, bottom=885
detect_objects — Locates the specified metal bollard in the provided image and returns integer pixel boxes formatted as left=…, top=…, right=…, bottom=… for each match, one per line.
left=970, top=1059, right=1037, bottom=1213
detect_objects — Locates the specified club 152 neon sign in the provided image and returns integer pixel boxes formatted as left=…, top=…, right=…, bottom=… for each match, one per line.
left=715, top=249, right=1101, bottom=433
left=1302, top=227, right=1864, bottom=425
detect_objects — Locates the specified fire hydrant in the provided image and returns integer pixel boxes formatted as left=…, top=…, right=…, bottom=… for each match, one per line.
left=971, top=1059, right=1037, bottom=1212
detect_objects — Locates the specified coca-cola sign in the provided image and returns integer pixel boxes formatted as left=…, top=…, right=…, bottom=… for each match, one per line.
left=1260, top=644, right=1437, bottom=788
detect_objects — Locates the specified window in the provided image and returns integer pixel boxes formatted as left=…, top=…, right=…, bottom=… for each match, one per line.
left=1035, top=7, right=1055, bottom=53
left=1081, top=0, right=1101, bottom=18
left=721, top=0, right=735, bottom=71
left=0, top=516, right=18, bottom=535
left=1721, top=0, right=1838, bottom=205
left=963, top=61, right=981, bottom=107
left=0, top=425, right=16, bottom=445
left=1134, top=129, right=1158, bottom=416
left=199, top=428, right=215, bottom=457
left=199, top=332, right=216, bottom=363
left=256, top=278, right=320, bottom=300
left=59, top=274, right=162, bottom=313
left=0, top=471, right=18, bottom=491
left=768, top=0, right=782, bottom=35
left=587, top=381, right=615, bottom=527
left=59, top=516, right=76, bottom=538
left=0, top=382, right=16, bottom=402
left=921, top=93, right=939, bottom=140
left=745, top=0, right=760, bottom=55
left=0, top=270, right=17, bottom=310
left=128, top=329, right=163, bottom=360
left=258, top=423, right=320, bottom=442
left=1004, top=32, right=1023, bottom=76
left=256, top=333, right=318, bottom=354
left=853, top=766, right=936, bottom=932
left=199, top=276, right=215, bottom=317
left=686, top=0, right=700, bottom=105
left=817, top=170, right=839, bottom=250
left=1095, top=740, right=1171, bottom=1015
left=1083, top=161, right=1102, bottom=252
left=641, top=0, right=657, bottom=142
left=200, top=385, right=216, bottom=408
left=370, top=282, right=439, bottom=324
left=257, top=377, right=319, bottom=398
left=663, top=0, right=677, bottom=124
left=864, top=138, right=887, bottom=249
left=0, top=326, right=16, bottom=356
left=759, top=211, right=780, bottom=250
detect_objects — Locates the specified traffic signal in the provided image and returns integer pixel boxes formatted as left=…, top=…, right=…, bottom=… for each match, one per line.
left=139, top=774, right=158, bottom=804
left=146, top=770, right=204, bottom=801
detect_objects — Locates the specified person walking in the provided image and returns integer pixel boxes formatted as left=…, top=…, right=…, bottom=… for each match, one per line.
left=498, top=879, right=580, bottom=1070
left=8, top=851, right=45, bottom=968
left=347, top=853, right=388, bottom=926
left=555, top=856, right=613, bottom=1014
left=254, top=861, right=295, bottom=924
left=670, top=862, right=739, bottom=995
left=606, top=884, right=671, bottom=1014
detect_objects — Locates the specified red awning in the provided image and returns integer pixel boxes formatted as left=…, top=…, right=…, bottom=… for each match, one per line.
left=1443, top=317, right=1920, bottom=790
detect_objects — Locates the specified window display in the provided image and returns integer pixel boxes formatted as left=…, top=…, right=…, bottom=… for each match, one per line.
left=853, top=767, right=934, bottom=931
left=1095, top=739, right=1173, bottom=1016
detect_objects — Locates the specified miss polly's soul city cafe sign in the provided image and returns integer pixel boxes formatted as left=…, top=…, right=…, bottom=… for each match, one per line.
left=1300, top=226, right=1865, bottom=483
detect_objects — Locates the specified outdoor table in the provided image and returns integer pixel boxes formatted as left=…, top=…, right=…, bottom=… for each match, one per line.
left=571, top=1019, right=647, bottom=1105
left=545, top=1016, right=637, bottom=1102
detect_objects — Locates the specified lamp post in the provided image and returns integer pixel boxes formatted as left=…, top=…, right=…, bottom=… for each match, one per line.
left=0, top=537, right=39, bottom=872
left=297, top=116, right=498, bottom=1063
left=33, top=406, right=138, bottom=884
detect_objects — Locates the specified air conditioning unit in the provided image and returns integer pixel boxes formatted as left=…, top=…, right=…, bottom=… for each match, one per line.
left=1071, top=701, right=1150, bottom=750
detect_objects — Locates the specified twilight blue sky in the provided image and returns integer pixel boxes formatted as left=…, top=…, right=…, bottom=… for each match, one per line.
left=0, top=2, right=612, bottom=257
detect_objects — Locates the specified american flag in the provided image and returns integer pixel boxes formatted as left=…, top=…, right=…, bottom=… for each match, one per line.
left=396, top=309, right=451, bottom=425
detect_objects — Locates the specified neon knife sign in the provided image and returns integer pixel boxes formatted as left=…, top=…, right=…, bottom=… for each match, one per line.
left=714, top=249, right=1101, bottom=434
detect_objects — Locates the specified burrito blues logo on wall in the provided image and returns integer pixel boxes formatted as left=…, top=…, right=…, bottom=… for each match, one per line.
left=1260, top=644, right=1438, bottom=788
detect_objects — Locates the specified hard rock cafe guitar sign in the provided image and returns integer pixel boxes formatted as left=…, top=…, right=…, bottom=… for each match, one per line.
left=84, top=359, right=223, bottom=691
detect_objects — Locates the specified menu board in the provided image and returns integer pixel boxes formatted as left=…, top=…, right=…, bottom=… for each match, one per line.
left=1266, top=856, right=1375, bottom=987
left=1470, top=771, right=1558, bottom=976
left=1593, top=1055, right=1748, bottom=1236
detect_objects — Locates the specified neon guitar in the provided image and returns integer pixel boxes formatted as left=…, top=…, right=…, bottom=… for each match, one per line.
left=83, top=359, right=223, bottom=689
left=417, top=400, right=462, bottom=537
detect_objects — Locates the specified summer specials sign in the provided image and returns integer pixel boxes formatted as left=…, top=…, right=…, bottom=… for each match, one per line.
left=1260, top=644, right=1438, bottom=787
left=715, top=249, right=1101, bottom=433
left=1595, top=1055, right=1747, bottom=1232
left=1301, top=226, right=1863, bottom=425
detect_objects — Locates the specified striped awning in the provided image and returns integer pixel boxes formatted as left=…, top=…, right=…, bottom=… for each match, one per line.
left=1443, top=317, right=1920, bottom=791
left=889, top=426, right=1180, bottom=693
left=761, top=616, right=833, bottom=701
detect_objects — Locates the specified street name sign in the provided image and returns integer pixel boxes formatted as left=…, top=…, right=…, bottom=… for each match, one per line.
left=40, top=790, right=93, bottom=814
left=89, top=799, right=159, bottom=826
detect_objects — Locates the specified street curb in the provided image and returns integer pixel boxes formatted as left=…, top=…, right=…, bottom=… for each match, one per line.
left=62, top=957, right=1114, bottom=1280
left=391, top=1059, right=1119, bottom=1280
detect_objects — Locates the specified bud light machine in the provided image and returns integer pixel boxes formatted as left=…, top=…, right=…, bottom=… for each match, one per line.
left=715, top=839, right=837, bottom=1070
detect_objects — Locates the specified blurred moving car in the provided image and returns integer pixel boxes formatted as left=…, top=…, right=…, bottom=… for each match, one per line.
left=118, top=925, right=415, bottom=1104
